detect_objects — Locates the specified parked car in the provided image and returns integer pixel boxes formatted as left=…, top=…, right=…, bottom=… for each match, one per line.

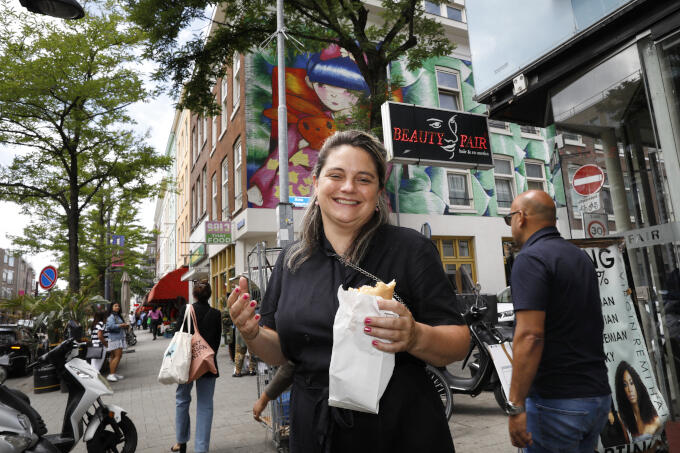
left=0, top=324, right=40, bottom=376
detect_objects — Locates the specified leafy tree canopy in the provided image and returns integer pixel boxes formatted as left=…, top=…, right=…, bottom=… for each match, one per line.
left=127, top=0, right=455, bottom=128
left=0, top=0, right=172, bottom=292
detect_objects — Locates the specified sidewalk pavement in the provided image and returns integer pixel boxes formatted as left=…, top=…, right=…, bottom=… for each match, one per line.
left=7, top=329, right=515, bottom=452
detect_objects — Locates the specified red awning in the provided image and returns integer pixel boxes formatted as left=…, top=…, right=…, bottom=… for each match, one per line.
left=147, top=267, right=189, bottom=303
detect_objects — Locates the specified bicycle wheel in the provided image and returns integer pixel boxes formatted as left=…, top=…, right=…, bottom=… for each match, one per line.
left=425, top=365, right=453, bottom=420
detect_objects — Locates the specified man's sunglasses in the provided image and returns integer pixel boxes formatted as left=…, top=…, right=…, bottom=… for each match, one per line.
left=503, top=211, right=520, bottom=226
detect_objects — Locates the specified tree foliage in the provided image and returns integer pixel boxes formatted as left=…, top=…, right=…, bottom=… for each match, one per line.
left=0, top=0, right=171, bottom=292
left=127, top=0, right=455, bottom=129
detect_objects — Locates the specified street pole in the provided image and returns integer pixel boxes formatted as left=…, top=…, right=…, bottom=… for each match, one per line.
left=276, top=0, right=294, bottom=247
left=104, top=218, right=111, bottom=301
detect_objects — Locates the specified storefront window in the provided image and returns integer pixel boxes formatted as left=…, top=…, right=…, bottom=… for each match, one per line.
left=432, top=237, right=476, bottom=293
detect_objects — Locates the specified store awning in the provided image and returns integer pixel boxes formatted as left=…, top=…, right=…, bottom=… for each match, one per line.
left=148, top=267, right=189, bottom=303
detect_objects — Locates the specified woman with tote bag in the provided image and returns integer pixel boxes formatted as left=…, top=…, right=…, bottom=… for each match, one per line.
left=171, top=280, right=222, bottom=453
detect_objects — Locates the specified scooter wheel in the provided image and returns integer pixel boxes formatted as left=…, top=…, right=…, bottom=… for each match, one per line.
left=86, top=413, right=137, bottom=453
left=425, top=365, right=454, bottom=421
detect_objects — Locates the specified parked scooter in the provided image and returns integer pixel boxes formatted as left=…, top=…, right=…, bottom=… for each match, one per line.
left=0, top=338, right=137, bottom=452
left=426, top=284, right=513, bottom=420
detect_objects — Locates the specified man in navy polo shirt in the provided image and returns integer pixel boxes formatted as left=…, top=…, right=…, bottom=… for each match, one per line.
left=506, top=190, right=610, bottom=452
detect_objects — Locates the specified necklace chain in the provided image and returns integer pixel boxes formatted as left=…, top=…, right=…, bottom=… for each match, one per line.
left=332, top=253, right=404, bottom=305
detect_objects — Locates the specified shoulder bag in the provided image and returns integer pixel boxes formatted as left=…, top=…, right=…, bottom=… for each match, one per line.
left=187, top=306, right=218, bottom=382
left=158, top=305, right=193, bottom=385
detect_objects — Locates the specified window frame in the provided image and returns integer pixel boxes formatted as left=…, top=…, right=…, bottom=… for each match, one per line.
left=435, top=66, right=463, bottom=112
left=524, top=159, right=546, bottom=192
left=494, top=155, right=515, bottom=213
left=488, top=120, right=512, bottom=135
left=221, top=156, right=229, bottom=220
left=432, top=236, right=476, bottom=294
left=232, top=53, right=241, bottom=114
left=423, top=1, right=465, bottom=22
left=233, top=137, right=243, bottom=212
left=519, top=125, right=543, bottom=140
left=220, top=77, right=228, bottom=138
left=202, top=166, right=207, bottom=216
left=445, top=168, right=475, bottom=211
left=211, top=173, right=217, bottom=221
left=211, top=115, right=218, bottom=154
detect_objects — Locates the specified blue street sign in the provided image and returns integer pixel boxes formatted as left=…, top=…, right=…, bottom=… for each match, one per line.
left=289, top=196, right=310, bottom=207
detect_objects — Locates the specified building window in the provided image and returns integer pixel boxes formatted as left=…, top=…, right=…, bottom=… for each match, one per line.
left=488, top=120, right=511, bottom=133
left=221, top=156, right=229, bottom=219
left=203, top=117, right=208, bottom=146
left=197, top=117, right=203, bottom=151
left=220, top=77, right=228, bottom=135
left=424, top=1, right=464, bottom=21
left=424, top=0, right=440, bottom=14
left=211, top=116, right=217, bottom=151
left=8, top=256, right=14, bottom=267
left=446, top=170, right=473, bottom=209
left=192, top=127, right=197, bottom=164
left=2, top=254, right=6, bottom=264
left=520, top=125, right=541, bottom=137
left=202, top=166, right=207, bottom=215
left=563, top=133, right=584, bottom=146
left=232, top=53, right=241, bottom=110
left=191, top=185, right=196, bottom=225
left=525, top=160, right=546, bottom=191
left=432, top=237, right=476, bottom=293
left=211, top=173, right=217, bottom=221
left=436, top=67, right=462, bottom=111
left=494, top=156, right=515, bottom=211
left=233, top=137, right=242, bottom=211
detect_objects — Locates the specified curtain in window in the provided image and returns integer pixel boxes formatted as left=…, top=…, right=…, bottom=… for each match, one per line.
left=448, top=174, right=468, bottom=204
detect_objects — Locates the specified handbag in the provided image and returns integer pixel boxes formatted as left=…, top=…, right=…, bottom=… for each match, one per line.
left=157, top=305, right=193, bottom=385
left=187, top=305, right=217, bottom=383
left=86, top=345, right=104, bottom=360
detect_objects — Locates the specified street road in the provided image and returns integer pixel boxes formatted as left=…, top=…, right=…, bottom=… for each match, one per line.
left=6, top=330, right=514, bottom=452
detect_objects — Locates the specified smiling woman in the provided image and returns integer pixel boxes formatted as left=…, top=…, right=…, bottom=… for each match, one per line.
left=227, top=130, right=471, bottom=452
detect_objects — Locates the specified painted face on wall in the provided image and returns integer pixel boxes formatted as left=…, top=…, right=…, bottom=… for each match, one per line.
left=311, top=82, right=360, bottom=113
left=623, top=370, right=638, bottom=405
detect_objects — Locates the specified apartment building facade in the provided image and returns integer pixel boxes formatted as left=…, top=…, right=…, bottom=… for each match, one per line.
left=0, top=248, right=35, bottom=300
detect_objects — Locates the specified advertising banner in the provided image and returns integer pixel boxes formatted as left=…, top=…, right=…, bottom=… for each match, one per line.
left=381, top=101, right=493, bottom=169
left=205, top=221, right=231, bottom=244
left=578, top=241, right=667, bottom=452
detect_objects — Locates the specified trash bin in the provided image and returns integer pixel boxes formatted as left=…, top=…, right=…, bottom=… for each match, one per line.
left=33, top=364, right=60, bottom=394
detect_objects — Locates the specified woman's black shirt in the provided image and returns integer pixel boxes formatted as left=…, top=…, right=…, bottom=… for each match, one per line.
left=259, top=224, right=464, bottom=452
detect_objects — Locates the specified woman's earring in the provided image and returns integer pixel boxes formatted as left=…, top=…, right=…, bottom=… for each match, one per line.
left=314, top=200, right=319, bottom=206
left=375, top=204, right=379, bottom=212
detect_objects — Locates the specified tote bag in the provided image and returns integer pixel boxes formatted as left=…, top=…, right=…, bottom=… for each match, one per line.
left=158, top=306, right=193, bottom=385
left=187, top=305, right=217, bottom=382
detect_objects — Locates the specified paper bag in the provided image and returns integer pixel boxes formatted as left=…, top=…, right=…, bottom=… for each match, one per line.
left=328, top=286, right=395, bottom=414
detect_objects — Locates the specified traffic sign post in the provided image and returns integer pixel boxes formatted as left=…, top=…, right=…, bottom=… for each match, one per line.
left=572, top=164, right=605, bottom=196
left=38, top=265, right=58, bottom=291
left=584, top=213, right=609, bottom=238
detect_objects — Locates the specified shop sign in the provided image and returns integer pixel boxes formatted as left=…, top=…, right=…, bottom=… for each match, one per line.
left=381, top=101, right=493, bottom=169
left=624, top=222, right=680, bottom=249
left=578, top=193, right=600, bottom=213
left=189, top=244, right=206, bottom=266
left=205, top=221, right=231, bottom=244
left=572, top=164, right=604, bottom=196
left=583, top=213, right=608, bottom=238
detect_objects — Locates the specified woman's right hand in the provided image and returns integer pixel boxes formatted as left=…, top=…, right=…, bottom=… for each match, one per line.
left=227, top=276, right=260, bottom=341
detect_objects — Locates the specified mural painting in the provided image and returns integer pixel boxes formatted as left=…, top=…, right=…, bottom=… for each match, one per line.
left=245, top=46, right=554, bottom=216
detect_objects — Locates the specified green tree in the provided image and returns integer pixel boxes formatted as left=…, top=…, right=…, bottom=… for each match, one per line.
left=0, top=0, right=172, bottom=292
left=127, top=0, right=455, bottom=130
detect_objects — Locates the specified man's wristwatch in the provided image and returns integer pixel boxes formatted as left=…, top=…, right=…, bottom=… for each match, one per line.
left=504, top=400, right=525, bottom=415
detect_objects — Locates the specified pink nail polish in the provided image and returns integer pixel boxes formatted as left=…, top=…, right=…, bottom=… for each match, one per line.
left=364, top=318, right=371, bottom=325
left=254, top=314, right=261, bottom=321
left=234, top=287, right=240, bottom=293
left=250, top=301, right=256, bottom=308
left=364, top=326, right=371, bottom=333
left=243, top=294, right=249, bottom=300
left=372, top=340, right=378, bottom=346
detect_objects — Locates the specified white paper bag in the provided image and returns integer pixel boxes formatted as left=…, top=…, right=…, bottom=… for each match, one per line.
left=328, top=286, right=395, bottom=414
left=158, top=306, right=193, bottom=385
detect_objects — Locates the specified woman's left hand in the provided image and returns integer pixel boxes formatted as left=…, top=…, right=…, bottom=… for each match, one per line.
left=363, top=299, right=418, bottom=353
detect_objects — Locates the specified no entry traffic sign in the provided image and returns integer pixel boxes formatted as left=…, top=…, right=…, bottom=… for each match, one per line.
left=38, top=265, right=58, bottom=290
left=572, top=164, right=605, bottom=196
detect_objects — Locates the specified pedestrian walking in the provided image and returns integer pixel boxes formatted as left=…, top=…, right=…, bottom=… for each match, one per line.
left=171, top=280, right=221, bottom=453
left=149, top=305, right=163, bottom=340
left=505, top=190, right=611, bottom=452
left=105, top=302, right=128, bottom=382
left=89, top=312, right=108, bottom=372
left=128, top=310, right=136, bottom=330
left=228, top=130, right=469, bottom=452
left=140, top=310, right=147, bottom=330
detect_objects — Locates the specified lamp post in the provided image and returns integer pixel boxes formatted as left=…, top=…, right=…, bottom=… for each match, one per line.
left=19, top=0, right=84, bottom=19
